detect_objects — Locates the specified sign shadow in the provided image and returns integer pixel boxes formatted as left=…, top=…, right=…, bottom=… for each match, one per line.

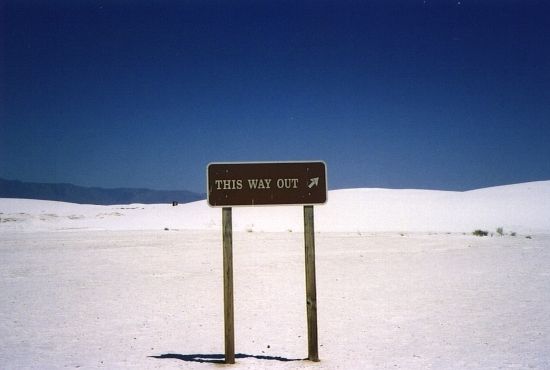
left=150, top=353, right=306, bottom=364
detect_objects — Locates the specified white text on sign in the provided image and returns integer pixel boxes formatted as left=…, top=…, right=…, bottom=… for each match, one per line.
left=214, top=178, right=301, bottom=190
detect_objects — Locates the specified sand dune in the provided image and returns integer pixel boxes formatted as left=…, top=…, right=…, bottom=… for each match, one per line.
left=2, top=180, right=549, bottom=234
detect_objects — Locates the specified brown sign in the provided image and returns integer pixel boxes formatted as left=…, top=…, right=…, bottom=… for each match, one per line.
left=207, top=161, right=327, bottom=207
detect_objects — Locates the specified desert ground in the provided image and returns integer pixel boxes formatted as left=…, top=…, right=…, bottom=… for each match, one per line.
left=1, top=182, right=550, bottom=369
left=1, top=229, right=549, bottom=369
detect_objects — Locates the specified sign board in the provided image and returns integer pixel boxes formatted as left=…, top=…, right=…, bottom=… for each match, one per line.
left=207, top=161, right=327, bottom=207
left=207, top=160, right=325, bottom=363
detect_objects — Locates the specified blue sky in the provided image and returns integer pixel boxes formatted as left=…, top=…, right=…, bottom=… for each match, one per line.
left=2, top=0, right=550, bottom=193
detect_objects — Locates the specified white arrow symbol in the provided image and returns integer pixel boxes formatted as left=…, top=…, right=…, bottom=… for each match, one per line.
left=308, top=177, right=319, bottom=188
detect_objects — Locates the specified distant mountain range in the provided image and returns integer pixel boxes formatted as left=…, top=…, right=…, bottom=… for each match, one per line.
left=0, top=178, right=205, bottom=205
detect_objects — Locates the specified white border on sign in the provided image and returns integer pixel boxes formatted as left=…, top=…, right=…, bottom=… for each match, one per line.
left=205, top=160, right=328, bottom=208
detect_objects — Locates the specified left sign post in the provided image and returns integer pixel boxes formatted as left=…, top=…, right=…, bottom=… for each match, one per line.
left=222, top=207, right=235, bottom=364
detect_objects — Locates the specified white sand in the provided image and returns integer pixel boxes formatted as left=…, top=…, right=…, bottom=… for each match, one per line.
left=1, top=181, right=550, bottom=368
left=2, top=180, right=550, bottom=234
left=1, top=231, right=549, bottom=369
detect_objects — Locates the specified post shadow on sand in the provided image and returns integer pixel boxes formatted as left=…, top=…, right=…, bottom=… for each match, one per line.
left=150, top=353, right=306, bottom=364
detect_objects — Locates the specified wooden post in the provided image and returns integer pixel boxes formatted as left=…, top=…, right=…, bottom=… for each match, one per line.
left=304, top=205, right=319, bottom=362
left=222, top=207, right=235, bottom=364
